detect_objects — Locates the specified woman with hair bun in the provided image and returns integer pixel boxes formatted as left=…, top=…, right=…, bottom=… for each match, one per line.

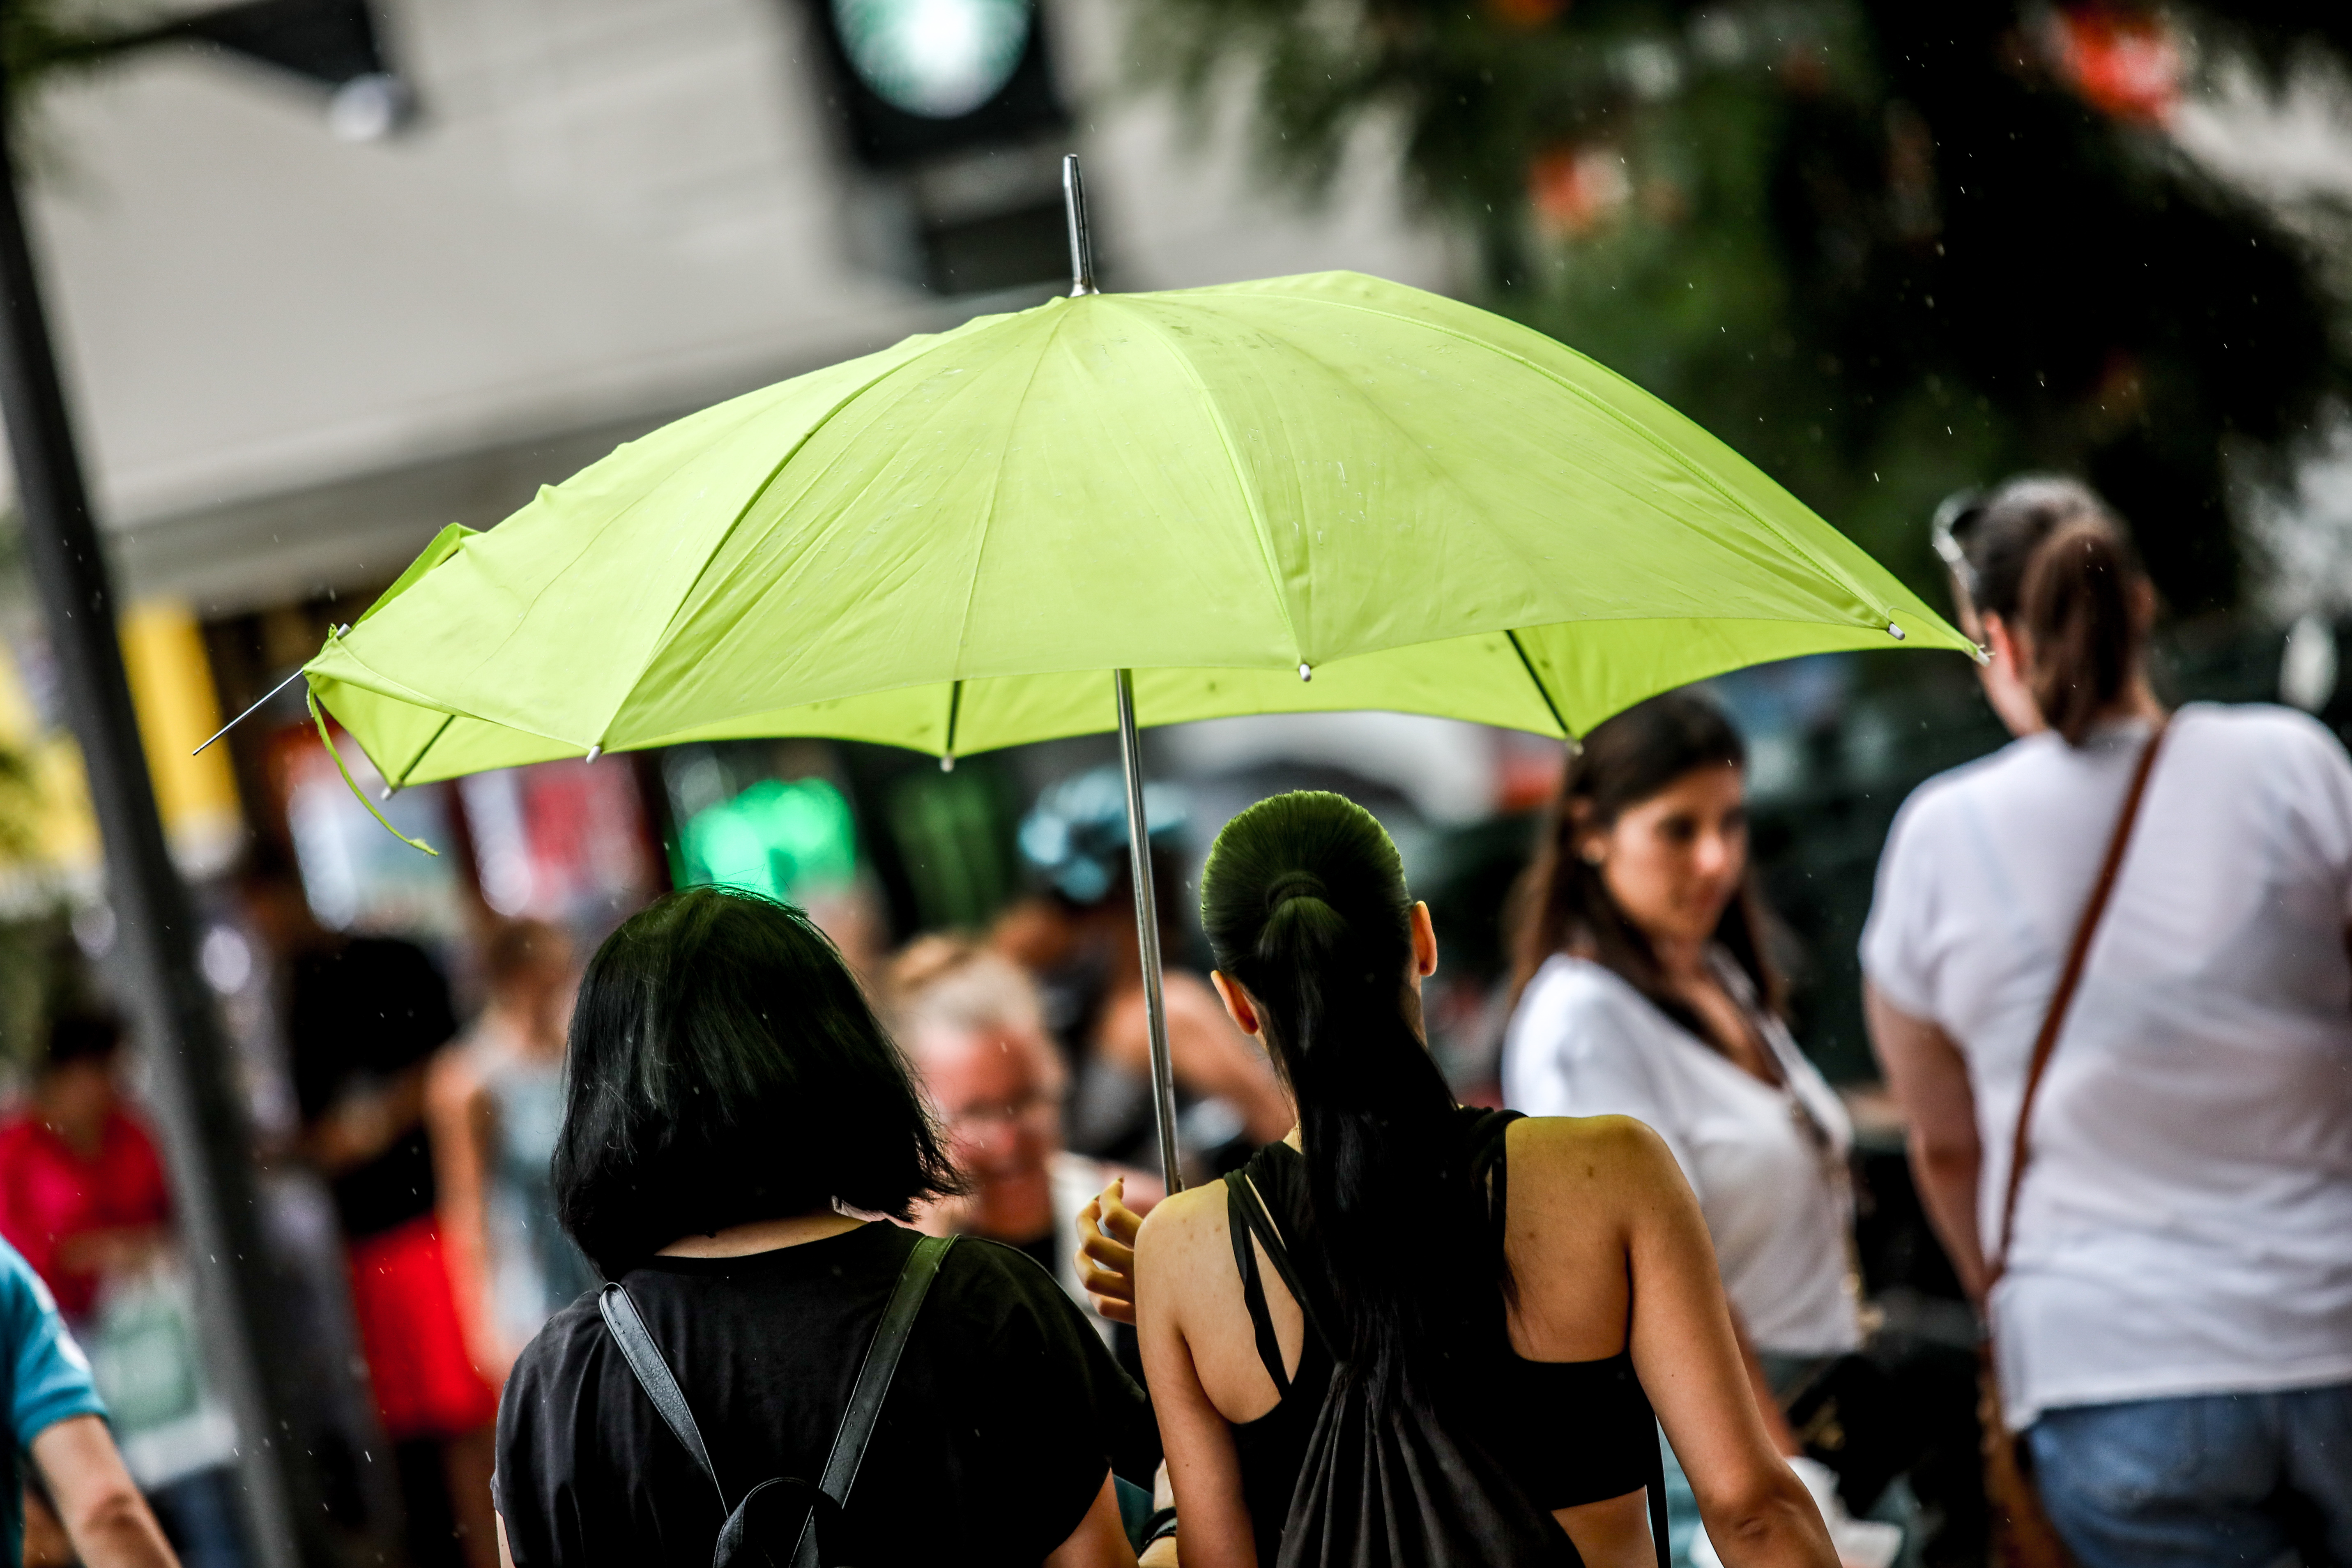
left=1865, top=477, right=2352, bottom=1567
left=1129, top=791, right=1834, bottom=1568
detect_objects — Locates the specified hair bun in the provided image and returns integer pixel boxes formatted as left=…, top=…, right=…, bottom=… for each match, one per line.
left=1265, top=869, right=1328, bottom=910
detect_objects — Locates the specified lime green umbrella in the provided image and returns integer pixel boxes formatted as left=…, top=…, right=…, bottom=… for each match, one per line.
left=298, top=160, right=1972, bottom=1186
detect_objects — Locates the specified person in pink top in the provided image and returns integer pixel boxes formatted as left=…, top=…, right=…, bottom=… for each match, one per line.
left=0, top=1014, right=169, bottom=1323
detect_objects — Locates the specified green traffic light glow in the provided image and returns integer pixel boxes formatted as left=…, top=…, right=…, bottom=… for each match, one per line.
left=677, top=776, right=859, bottom=904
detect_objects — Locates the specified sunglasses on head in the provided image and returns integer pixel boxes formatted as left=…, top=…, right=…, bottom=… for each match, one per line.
left=1930, top=488, right=1987, bottom=628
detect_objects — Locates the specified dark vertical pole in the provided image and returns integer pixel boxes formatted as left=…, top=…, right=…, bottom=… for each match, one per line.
left=0, top=69, right=303, bottom=1568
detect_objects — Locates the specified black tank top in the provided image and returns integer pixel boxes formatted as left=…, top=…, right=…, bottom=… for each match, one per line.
left=1225, top=1108, right=1661, bottom=1565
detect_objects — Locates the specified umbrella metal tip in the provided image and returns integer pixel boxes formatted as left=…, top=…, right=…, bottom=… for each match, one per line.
left=586, top=745, right=603, bottom=763
left=1887, top=621, right=1906, bottom=640
left=940, top=753, right=956, bottom=773
left=1063, top=153, right=1098, bottom=297
left=1298, top=663, right=1312, bottom=682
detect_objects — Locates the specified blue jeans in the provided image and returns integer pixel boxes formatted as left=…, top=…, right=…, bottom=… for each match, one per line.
left=2028, top=1382, right=2352, bottom=1568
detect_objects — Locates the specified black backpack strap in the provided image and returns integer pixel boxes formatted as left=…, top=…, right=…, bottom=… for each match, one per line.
left=717, top=1480, right=834, bottom=1568
left=1467, top=1108, right=1524, bottom=1249
left=598, top=1282, right=729, bottom=1519
left=601, top=1234, right=956, bottom=1568
left=1222, top=1172, right=1291, bottom=1397
left=786, top=1232, right=955, bottom=1568
left=1646, top=1434, right=1670, bottom=1568
left=1223, top=1168, right=1333, bottom=1354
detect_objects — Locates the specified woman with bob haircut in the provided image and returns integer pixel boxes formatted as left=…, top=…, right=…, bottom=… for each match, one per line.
left=1121, top=791, right=1834, bottom=1568
left=492, top=886, right=1156, bottom=1568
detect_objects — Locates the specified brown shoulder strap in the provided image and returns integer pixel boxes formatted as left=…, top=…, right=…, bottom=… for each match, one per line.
left=1986, top=718, right=2169, bottom=1285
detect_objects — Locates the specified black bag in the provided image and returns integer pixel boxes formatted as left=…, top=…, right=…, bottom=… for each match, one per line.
left=1782, top=1347, right=1908, bottom=1510
left=596, top=1233, right=954, bottom=1568
left=1224, top=1112, right=1669, bottom=1568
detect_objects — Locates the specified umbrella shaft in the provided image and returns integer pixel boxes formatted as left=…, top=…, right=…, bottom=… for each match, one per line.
left=1114, top=669, right=1183, bottom=1194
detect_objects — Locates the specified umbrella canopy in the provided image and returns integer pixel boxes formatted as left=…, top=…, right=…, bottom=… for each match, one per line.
left=305, top=268, right=1972, bottom=785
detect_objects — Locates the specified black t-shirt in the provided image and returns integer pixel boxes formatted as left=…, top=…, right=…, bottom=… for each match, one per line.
left=493, top=1222, right=1160, bottom=1568
left=287, top=937, right=457, bottom=1238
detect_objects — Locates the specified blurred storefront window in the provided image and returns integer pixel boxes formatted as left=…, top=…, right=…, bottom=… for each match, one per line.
left=458, top=761, right=658, bottom=929
left=275, top=725, right=465, bottom=939
left=0, top=599, right=242, bottom=903
left=118, top=603, right=243, bottom=877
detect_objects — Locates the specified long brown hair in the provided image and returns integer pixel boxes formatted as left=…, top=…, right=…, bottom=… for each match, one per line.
left=1507, top=691, right=1784, bottom=1044
left=1947, top=477, right=2154, bottom=746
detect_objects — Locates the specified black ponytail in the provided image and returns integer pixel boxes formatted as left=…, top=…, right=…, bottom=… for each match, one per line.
left=1199, top=792, right=1487, bottom=1407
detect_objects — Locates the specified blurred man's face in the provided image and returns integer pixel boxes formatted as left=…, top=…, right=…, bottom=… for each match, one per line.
left=912, top=1022, right=1060, bottom=1244
left=38, top=1058, right=116, bottom=1142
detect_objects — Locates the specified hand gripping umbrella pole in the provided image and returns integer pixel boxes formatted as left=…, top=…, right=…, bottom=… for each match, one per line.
left=1068, top=154, right=1182, bottom=1195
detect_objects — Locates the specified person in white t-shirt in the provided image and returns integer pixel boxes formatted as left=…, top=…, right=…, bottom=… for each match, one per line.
left=1863, top=476, right=2352, bottom=1568
left=1501, top=690, right=1865, bottom=1564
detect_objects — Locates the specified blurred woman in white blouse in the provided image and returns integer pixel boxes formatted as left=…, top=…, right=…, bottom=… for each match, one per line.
left=1502, top=691, right=1861, bottom=1562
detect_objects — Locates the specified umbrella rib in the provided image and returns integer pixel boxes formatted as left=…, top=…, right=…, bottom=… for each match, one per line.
left=944, top=306, right=1067, bottom=712
left=606, top=340, right=957, bottom=740
left=309, top=647, right=575, bottom=751
left=1263, top=292, right=1896, bottom=628
left=1211, top=306, right=1566, bottom=619
left=419, top=399, right=796, bottom=738
left=631, top=310, right=1063, bottom=741
left=1109, top=298, right=1304, bottom=666
left=402, top=710, right=459, bottom=791
left=1504, top=630, right=1573, bottom=740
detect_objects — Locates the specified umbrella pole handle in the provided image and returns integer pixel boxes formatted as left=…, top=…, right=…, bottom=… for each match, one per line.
left=1114, top=668, right=1183, bottom=1195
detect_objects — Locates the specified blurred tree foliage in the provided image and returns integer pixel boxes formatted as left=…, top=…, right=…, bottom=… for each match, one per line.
left=1134, top=0, right=2352, bottom=614
left=0, top=1, right=142, bottom=102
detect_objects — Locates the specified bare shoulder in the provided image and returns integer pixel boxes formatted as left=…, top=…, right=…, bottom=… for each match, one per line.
left=1493, top=1116, right=1670, bottom=1356
left=1135, top=1179, right=1230, bottom=1265
left=1132, top=1179, right=1236, bottom=1342
left=1505, top=1113, right=1685, bottom=1209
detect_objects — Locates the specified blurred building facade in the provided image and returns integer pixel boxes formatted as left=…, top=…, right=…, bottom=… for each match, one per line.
left=0, top=0, right=1456, bottom=916
left=44, top=0, right=1456, bottom=618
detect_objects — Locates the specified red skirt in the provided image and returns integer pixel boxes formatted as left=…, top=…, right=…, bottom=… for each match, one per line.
left=346, top=1215, right=499, bottom=1440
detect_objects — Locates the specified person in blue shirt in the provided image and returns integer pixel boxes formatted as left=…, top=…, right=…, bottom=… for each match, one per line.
left=0, top=1234, right=178, bottom=1567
